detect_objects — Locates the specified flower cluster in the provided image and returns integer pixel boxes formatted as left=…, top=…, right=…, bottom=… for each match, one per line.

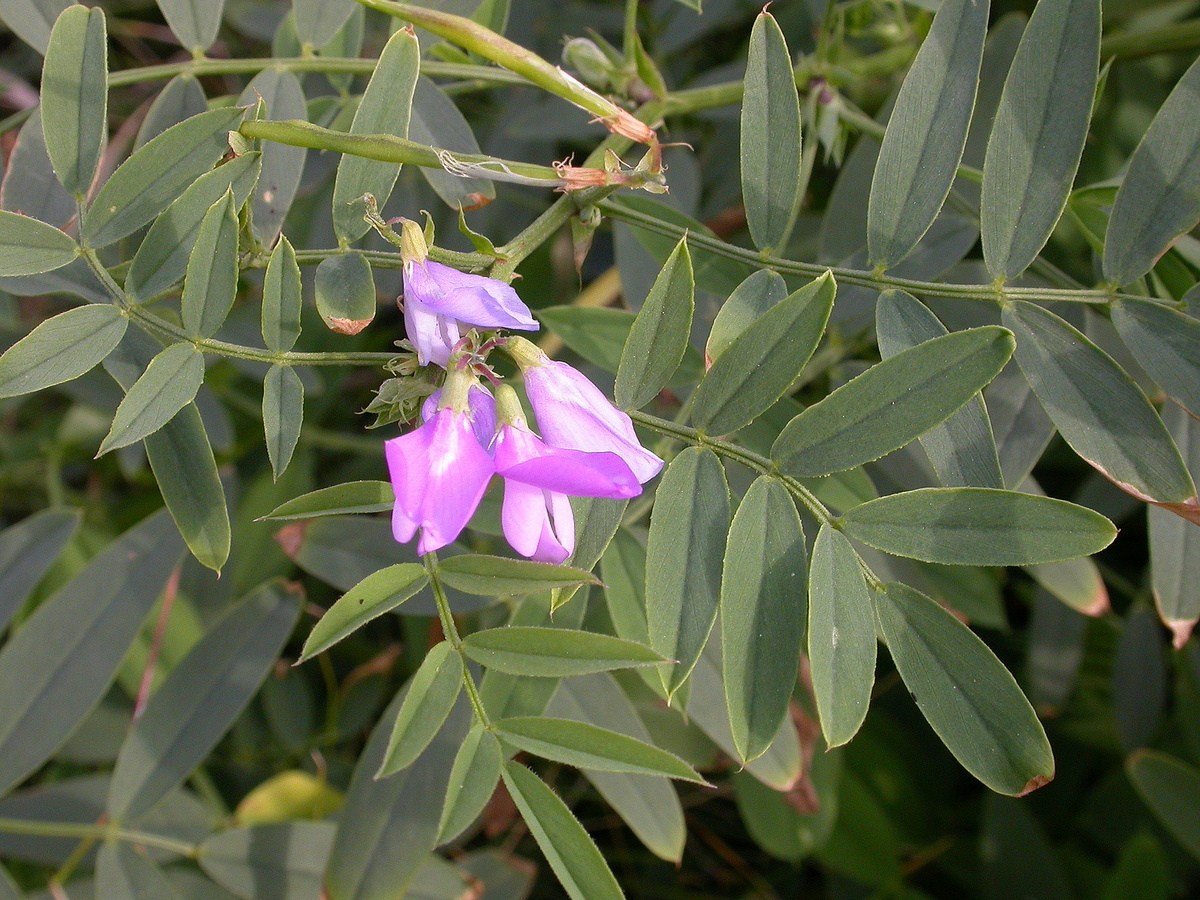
left=385, top=221, right=663, bottom=564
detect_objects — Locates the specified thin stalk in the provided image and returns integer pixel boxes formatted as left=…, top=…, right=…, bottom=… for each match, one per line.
left=1101, top=20, right=1200, bottom=60
left=424, top=556, right=491, bottom=726
left=0, top=817, right=198, bottom=858
left=623, top=0, right=640, bottom=65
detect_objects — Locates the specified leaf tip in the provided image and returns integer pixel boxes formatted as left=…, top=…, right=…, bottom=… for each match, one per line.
left=1168, top=618, right=1195, bottom=650
left=1017, top=771, right=1054, bottom=797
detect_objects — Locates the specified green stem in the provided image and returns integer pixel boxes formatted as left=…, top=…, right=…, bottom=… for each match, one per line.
left=105, top=56, right=526, bottom=89
left=623, top=0, right=640, bottom=64
left=629, top=410, right=832, bottom=525
left=598, top=200, right=1121, bottom=306
left=1101, top=20, right=1200, bottom=60
left=424, top=557, right=491, bottom=726
left=0, top=817, right=198, bottom=858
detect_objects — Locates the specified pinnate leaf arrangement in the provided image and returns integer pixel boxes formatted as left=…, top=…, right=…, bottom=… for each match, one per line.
left=0, top=0, right=1198, bottom=898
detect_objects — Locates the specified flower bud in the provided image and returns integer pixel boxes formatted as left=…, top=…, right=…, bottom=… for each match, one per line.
left=563, top=38, right=614, bottom=91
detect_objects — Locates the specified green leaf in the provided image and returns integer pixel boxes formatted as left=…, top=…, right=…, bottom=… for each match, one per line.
left=82, top=107, right=246, bottom=248
left=462, top=627, right=664, bottom=677
left=1148, top=404, right=1200, bottom=648
left=107, top=579, right=301, bottom=822
left=691, top=272, right=835, bottom=435
left=314, top=251, right=376, bottom=335
left=874, top=582, right=1054, bottom=796
left=0, top=508, right=80, bottom=634
left=1104, top=55, right=1200, bottom=284
left=496, top=716, right=704, bottom=783
left=156, top=0, right=224, bottom=53
left=437, top=554, right=599, bottom=597
left=501, top=761, right=625, bottom=900
left=240, top=70, right=306, bottom=245
left=841, top=487, right=1116, bottom=566
left=1003, top=300, right=1196, bottom=505
left=325, top=683, right=470, bottom=900
left=300, top=564, right=428, bottom=663
left=546, top=673, right=686, bottom=863
left=0, top=210, right=78, bottom=276
left=181, top=191, right=240, bottom=339
left=199, top=822, right=334, bottom=900
left=705, top=269, right=788, bottom=364
left=1127, top=750, right=1200, bottom=862
left=538, top=306, right=635, bottom=375
left=436, top=725, right=502, bottom=845
left=1112, top=298, right=1200, bottom=420
left=646, top=447, right=730, bottom=697
left=615, top=237, right=694, bottom=410
left=740, top=11, right=802, bottom=254
left=601, top=528, right=649, bottom=646
left=41, top=5, right=107, bottom=196
left=96, top=840, right=179, bottom=900
left=1102, top=834, right=1171, bottom=900
left=808, top=524, right=876, bottom=749
left=772, top=327, right=1014, bottom=477
left=721, top=477, right=808, bottom=763
left=4, top=107, right=75, bottom=228
left=263, top=481, right=395, bottom=521
left=876, top=290, right=1003, bottom=489
left=99, top=342, right=204, bottom=455
left=867, top=0, right=989, bottom=267
left=135, top=73, right=207, bottom=150
left=293, top=0, right=356, bottom=49
left=126, top=152, right=261, bottom=303
left=0, top=510, right=183, bottom=797
left=981, top=0, right=1099, bottom=280
left=261, top=236, right=302, bottom=352
left=378, top=642, right=465, bottom=778
left=264, top=364, right=304, bottom=480
left=0, top=0, right=72, bottom=54
left=144, top=403, right=231, bottom=572
left=411, top=76, right=494, bottom=209
left=332, top=26, right=419, bottom=243
left=0, top=304, right=127, bottom=399
left=979, top=794, right=1075, bottom=900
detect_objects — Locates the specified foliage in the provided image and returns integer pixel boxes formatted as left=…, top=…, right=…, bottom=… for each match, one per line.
left=0, top=0, right=1199, bottom=897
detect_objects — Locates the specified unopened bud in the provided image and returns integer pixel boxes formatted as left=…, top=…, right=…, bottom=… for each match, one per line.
left=398, top=219, right=429, bottom=265
left=563, top=38, right=614, bottom=91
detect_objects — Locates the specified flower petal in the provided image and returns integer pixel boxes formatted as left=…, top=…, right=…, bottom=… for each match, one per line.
left=418, top=260, right=538, bottom=331
left=502, top=479, right=548, bottom=559
left=495, top=426, right=639, bottom=498
left=404, top=291, right=458, bottom=367
left=422, top=384, right=498, bottom=449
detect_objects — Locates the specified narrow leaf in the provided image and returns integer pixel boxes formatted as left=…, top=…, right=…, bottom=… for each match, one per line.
left=0, top=508, right=80, bottom=634
left=1127, top=750, right=1200, bottom=862
left=181, top=191, right=240, bottom=339
left=107, top=580, right=300, bottom=821
left=0, top=510, right=183, bottom=797
left=772, top=327, right=1014, bottom=477
left=99, top=342, right=204, bottom=455
left=868, top=0, right=989, bottom=267
left=377, top=642, right=464, bottom=777
left=462, top=627, right=664, bottom=677
left=0, top=0, right=72, bottom=53
left=876, top=289, right=1003, bottom=488
left=1149, top=404, right=1200, bottom=647
left=741, top=11, right=802, bottom=253
left=293, top=0, right=356, bottom=49
left=841, top=487, right=1116, bottom=566
left=501, top=761, right=625, bottom=900
left=261, top=236, right=302, bottom=352
left=241, top=69, right=306, bottom=244
left=496, top=716, right=704, bottom=783
left=263, top=481, right=394, bottom=521
left=875, top=582, right=1054, bottom=796
left=1112, top=298, right=1200, bottom=419
left=646, top=447, right=730, bottom=697
left=691, top=272, right=835, bottom=435
left=0, top=210, right=78, bottom=276
left=615, top=237, right=694, bottom=410
left=332, top=26, right=419, bottom=243
left=96, top=841, right=179, bottom=900
left=200, top=822, right=334, bottom=900
left=300, top=564, right=428, bottom=662
left=705, top=269, right=789, bottom=364
left=1104, top=54, right=1200, bottom=284
left=156, top=0, right=224, bottom=53
left=410, top=76, right=494, bottom=209
left=1004, top=300, right=1196, bottom=505
left=721, top=477, right=808, bottom=763
left=264, top=364, right=304, bottom=480
left=125, top=152, right=260, bottom=303
left=808, top=524, right=876, bottom=749
left=437, top=554, right=599, bottom=597
left=82, top=107, right=246, bottom=248
left=41, top=5, right=107, bottom=196
left=0, top=304, right=126, bottom=399
left=436, top=726, right=502, bottom=845
left=981, top=0, right=1099, bottom=279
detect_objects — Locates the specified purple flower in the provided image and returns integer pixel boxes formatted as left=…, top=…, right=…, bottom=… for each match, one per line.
left=520, top=354, right=664, bottom=484
left=422, top=384, right=497, bottom=449
left=385, top=405, right=495, bottom=554
left=494, top=422, right=640, bottom=563
left=404, top=259, right=538, bottom=367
